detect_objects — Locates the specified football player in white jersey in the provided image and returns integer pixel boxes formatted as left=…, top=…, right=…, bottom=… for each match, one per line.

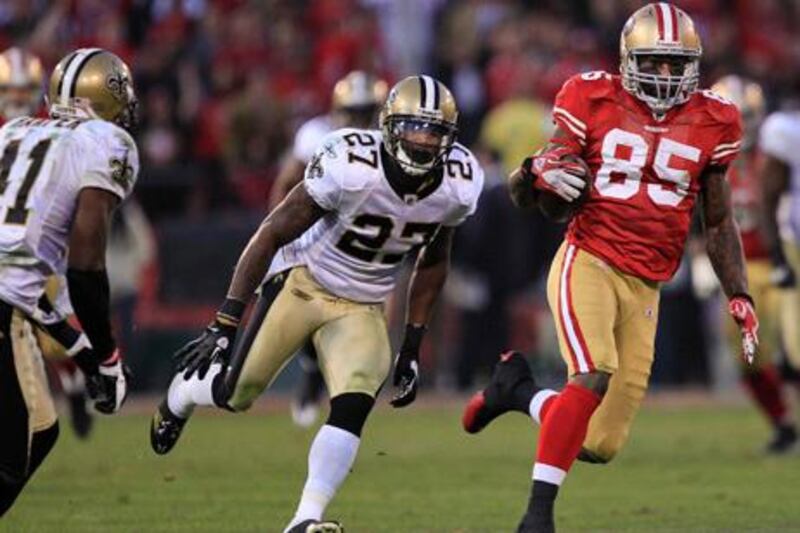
left=760, top=107, right=800, bottom=374
left=151, top=76, right=483, bottom=532
left=0, top=48, right=139, bottom=515
left=269, top=70, right=387, bottom=428
left=0, top=46, right=96, bottom=439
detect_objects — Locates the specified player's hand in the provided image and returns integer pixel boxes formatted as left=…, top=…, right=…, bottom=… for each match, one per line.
left=85, top=349, right=130, bottom=414
left=522, top=154, right=587, bottom=202
left=728, top=295, right=759, bottom=364
left=174, top=320, right=237, bottom=380
left=770, top=261, right=796, bottom=288
left=390, top=324, right=425, bottom=408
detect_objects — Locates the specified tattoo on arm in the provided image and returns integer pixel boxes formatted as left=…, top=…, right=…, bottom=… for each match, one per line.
left=226, top=183, right=326, bottom=302
left=702, top=167, right=748, bottom=298
left=406, top=226, right=453, bottom=325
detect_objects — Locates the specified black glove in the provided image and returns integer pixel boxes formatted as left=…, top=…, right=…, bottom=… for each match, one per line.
left=85, top=350, right=131, bottom=414
left=390, top=324, right=426, bottom=408
left=770, top=246, right=796, bottom=288
left=174, top=320, right=238, bottom=379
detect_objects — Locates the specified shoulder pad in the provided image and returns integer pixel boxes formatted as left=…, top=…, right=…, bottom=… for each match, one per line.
left=444, top=143, right=484, bottom=209
left=694, top=89, right=741, bottom=125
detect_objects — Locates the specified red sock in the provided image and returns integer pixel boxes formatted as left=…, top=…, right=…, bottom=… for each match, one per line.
left=533, top=383, right=602, bottom=485
left=742, top=365, right=788, bottom=425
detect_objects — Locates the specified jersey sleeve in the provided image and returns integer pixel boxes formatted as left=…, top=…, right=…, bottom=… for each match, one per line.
left=79, top=123, right=139, bottom=200
left=302, top=132, right=346, bottom=211
left=709, top=105, right=743, bottom=168
left=759, top=113, right=795, bottom=163
left=443, top=148, right=485, bottom=227
left=551, top=74, right=592, bottom=151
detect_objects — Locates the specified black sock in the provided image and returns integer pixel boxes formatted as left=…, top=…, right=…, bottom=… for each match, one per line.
left=512, top=379, right=539, bottom=414
left=518, top=480, right=558, bottom=533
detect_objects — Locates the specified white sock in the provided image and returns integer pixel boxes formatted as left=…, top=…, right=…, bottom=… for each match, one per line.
left=284, top=425, right=360, bottom=531
left=166, top=363, right=223, bottom=418
left=528, top=389, right=558, bottom=425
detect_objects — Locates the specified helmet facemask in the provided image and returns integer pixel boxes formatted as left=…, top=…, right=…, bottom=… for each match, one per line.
left=383, top=116, right=457, bottom=176
left=0, top=84, right=41, bottom=119
left=622, top=50, right=700, bottom=116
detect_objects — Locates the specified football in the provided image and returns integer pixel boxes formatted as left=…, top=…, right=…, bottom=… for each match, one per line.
left=537, top=155, right=592, bottom=223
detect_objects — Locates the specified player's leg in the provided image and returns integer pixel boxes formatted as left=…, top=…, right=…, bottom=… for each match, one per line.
left=285, top=305, right=392, bottom=531
left=0, top=305, right=59, bottom=516
left=727, top=261, right=796, bottom=453
left=47, top=354, right=93, bottom=439
left=151, top=269, right=322, bottom=454
left=577, top=276, right=659, bottom=464
left=515, top=243, right=617, bottom=532
left=291, top=343, right=326, bottom=428
left=780, top=241, right=800, bottom=372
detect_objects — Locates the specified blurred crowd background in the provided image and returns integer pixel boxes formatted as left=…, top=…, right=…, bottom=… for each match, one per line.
left=4, top=0, right=800, bottom=393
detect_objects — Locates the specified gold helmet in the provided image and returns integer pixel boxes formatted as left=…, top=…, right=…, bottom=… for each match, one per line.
left=711, top=75, right=765, bottom=149
left=331, top=71, right=388, bottom=129
left=379, top=75, right=458, bottom=176
left=620, top=3, right=702, bottom=115
left=47, top=48, right=137, bottom=130
left=0, top=47, right=44, bottom=120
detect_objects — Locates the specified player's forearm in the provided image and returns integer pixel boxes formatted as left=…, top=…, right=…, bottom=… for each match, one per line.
left=706, top=215, right=749, bottom=298
left=226, top=221, right=282, bottom=304
left=67, top=268, right=115, bottom=368
left=406, top=259, right=449, bottom=326
left=508, top=167, right=537, bottom=208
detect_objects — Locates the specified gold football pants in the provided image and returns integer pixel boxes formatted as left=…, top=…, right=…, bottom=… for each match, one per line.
left=226, top=267, right=392, bottom=411
left=780, top=242, right=800, bottom=370
left=547, top=241, right=660, bottom=462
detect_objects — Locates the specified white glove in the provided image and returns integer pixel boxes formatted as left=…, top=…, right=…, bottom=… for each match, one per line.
left=86, top=350, right=130, bottom=414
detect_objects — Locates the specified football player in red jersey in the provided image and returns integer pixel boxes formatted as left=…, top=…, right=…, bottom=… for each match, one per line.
left=711, top=75, right=797, bottom=454
left=463, top=4, right=758, bottom=531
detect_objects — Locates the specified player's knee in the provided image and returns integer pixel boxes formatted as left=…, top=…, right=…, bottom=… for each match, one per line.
left=577, top=446, right=613, bottom=464
left=326, top=392, right=375, bottom=437
left=572, top=370, right=611, bottom=397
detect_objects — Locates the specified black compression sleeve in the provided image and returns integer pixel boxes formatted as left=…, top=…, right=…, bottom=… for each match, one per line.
left=66, top=268, right=116, bottom=361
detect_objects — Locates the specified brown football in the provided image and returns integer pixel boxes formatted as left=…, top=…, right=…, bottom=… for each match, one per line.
left=537, top=155, right=591, bottom=223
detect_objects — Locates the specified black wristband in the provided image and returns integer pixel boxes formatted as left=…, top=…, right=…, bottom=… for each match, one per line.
left=402, top=323, right=427, bottom=353
left=216, top=298, right=246, bottom=326
left=67, top=268, right=116, bottom=359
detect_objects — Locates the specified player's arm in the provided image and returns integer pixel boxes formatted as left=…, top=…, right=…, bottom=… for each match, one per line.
left=175, top=183, right=326, bottom=376
left=67, top=187, right=129, bottom=413
left=701, top=166, right=759, bottom=363
left=268, top=156, right=305, bottom=211
left=760, top=154, right=795, bottom=286
left=508, top=126, right=586, bottom=209
left=390, top=226, right=454, bottom=408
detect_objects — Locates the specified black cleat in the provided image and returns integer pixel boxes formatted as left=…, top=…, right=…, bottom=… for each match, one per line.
left=150, top=400, right=188, bottom=455
left=462, top=351, right=538, bottom=434
left=67, top=391, right=93, bottom=439
left=765, top=424, right=798, bottom=455
left=291, top=367, right=326, bottom=428
left=286, top=520, right=343, bottom=533
left=517, top=511, right=555, bottom=533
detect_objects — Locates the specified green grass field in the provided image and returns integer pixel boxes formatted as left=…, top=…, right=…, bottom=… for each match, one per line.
left=2, top=399, right=799, bottom=532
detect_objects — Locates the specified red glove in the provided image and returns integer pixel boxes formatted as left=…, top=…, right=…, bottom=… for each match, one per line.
left=728, top=295, right=759, bottom=364
left=521, top=149, right=587, bottom=202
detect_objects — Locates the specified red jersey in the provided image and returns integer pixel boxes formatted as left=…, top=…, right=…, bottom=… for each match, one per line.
left=728, top=151, right=768, bottom=260
left=552, top=72, right=743, bottom=282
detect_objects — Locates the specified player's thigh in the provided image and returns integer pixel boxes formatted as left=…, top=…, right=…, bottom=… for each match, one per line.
left=780, top=242, right=800, bottom=370
left=584, top=280, right=658, bottom=462
left=313, top=307, right=391, bottom=398
left=227, top=270, right=323, bottom=410
left=0, top=306, right=56, bottom=482
left=546, top=241, right=619, bottom=376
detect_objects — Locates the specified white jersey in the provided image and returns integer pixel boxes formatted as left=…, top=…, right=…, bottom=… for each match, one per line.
left=269, top=128, right=484, bottom=303
left=0, top=116, right=139, bottom=322
left=760, top=111, right=800, bottom=242
left=292, top=115, right=335, bottom=164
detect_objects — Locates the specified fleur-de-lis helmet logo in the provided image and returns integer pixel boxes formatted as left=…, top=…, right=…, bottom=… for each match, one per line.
left=106, top=66, right=129, bottom=102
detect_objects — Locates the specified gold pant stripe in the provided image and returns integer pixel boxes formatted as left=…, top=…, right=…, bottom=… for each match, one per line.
left=11, top=310, right=57, bottom=435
